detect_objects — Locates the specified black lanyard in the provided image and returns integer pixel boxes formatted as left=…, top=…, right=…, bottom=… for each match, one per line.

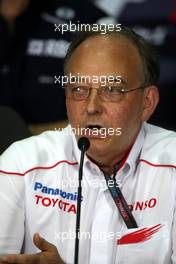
left=104, top=168, right=138, bottom=229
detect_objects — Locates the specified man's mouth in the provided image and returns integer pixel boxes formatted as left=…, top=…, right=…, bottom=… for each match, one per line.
left=81, top=124, right=107, bottom=138
left=86, top=125, right=102, bottom=130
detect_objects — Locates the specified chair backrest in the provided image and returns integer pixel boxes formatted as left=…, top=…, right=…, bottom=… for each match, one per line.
left=0, top=105, right=31, bottom=155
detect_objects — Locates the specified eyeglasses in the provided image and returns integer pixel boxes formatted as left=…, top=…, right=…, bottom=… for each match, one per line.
left=65, top=85, right=147, bottom=102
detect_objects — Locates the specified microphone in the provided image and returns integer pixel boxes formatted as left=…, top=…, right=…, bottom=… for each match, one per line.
left=78, top=137, right=90, bottom=152
left=74, top=137, right=90, bottom=264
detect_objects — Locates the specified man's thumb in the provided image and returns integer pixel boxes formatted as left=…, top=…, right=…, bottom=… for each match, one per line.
left=33, top=233, right=54, bottom=251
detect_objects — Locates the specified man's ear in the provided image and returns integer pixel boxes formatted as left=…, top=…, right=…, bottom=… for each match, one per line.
left=141, top=85, right=159, bottom=122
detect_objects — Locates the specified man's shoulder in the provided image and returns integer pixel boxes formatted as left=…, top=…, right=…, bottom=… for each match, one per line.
left=29, top=126, right=72, bottom=144
left=0, top=125, right=75, bottom=173
left=144, top=122, right=175, bottom=134
left=14, top=125, right=73, bottom=151
left=144, top=123, right=176, bottom=142
left=141, top=123, right=176, bottom=165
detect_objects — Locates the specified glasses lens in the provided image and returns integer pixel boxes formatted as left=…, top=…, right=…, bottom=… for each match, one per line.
left=100, top=86, right=124, bottom=102
left=66, top=86, right=89, bottom=100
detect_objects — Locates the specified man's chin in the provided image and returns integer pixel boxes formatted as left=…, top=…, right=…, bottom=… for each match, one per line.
left=75, top=134, right=112, bottom=156
left=86, top=139, right=111, bottom=157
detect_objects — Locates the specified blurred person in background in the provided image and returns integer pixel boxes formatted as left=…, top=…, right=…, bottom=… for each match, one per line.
left=0, top=0, right=106, bottom=135
left=0, top=0, right=29, bottom=22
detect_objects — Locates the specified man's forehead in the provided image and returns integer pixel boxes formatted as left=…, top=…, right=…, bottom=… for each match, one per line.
left=67, top=34, right=140, bottom=68
left=74, top=34, right=136, bottom=53
left=65, top=33, right=143, bottom=84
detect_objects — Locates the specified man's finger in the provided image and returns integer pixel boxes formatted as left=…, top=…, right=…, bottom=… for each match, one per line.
left=33, top=233, right=57, bottom=252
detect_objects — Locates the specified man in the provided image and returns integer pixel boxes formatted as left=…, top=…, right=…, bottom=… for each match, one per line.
left=0, top=26, right=176, bottom=263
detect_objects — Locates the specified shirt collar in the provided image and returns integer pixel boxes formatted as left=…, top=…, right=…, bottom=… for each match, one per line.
left=118, top=124, right=146, bottom=176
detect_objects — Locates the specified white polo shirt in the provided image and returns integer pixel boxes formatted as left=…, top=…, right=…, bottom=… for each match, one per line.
left=0, top=123, right=176, bottom=264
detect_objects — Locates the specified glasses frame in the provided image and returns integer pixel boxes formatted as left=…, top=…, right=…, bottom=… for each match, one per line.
left=64, top=84, right=148, bottom=102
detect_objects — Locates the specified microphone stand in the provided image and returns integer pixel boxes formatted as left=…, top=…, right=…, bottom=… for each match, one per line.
left=74, top=138, right=90, bottom=264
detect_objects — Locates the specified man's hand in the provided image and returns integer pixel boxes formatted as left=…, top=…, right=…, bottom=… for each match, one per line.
left=0, top=233, right=65, bottom=264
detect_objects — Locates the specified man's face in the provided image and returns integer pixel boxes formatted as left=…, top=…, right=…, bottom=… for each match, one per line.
left=65, top=35, right=157, bottom=164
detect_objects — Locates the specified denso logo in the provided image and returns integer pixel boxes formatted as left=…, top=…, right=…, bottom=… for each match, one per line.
left=128, top=198, right=157, bottom=211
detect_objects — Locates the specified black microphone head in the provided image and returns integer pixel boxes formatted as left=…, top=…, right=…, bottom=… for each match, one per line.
left=78, top=137, right=90, bottom=152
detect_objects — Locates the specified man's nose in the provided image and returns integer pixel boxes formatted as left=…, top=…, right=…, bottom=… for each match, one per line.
left=86, top=88, right=103, bottom=115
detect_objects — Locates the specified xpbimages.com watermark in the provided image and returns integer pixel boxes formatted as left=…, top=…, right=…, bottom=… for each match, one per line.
left=57, top=177, right=122, bottom=190
left=54, top=126, right=122, bottom=139
left=54, top=73, right=122, bottom=86
left=54, top=21, right=121, bottom=35
left=54, top=230, right=121, bottom=242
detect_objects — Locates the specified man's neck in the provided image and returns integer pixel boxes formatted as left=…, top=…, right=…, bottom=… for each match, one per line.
left=87, top=153, right=124, bottom=176
left=87, top=126, right=141, bottom=175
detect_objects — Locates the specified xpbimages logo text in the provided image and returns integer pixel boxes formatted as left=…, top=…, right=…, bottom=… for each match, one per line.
left=54, top=73, right=122, bottom=86
left=54, top=230, right=121, bottom=242
left=54, top=126, right=122, bottom=139
left=54, top=21, right=121, bottom=35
